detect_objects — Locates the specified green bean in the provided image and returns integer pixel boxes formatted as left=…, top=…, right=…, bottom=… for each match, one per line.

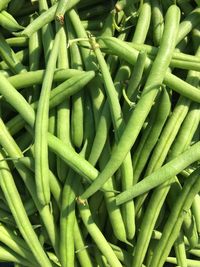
left=6, top=36, right=28, bottom=47
left=89, top=35, right=135, bottom=239
left=81, top=19, right=103, bottom=31
left=0, top=245, right=35, bottom=267
left=123, top=50, right=147, bottom=116
left=0, top=149, right=53, bottom=266
left=0, top=119, right=60, bottom=256
left=34, top=27, right=60, bottom=205
left=98, top=37, right=200, bottom=102
left=126, top=41, right=200, bottom=68
left=116, top=141, right=200, bottom=204
left=131, top=40, right=200, bottom=263
left=99, top=140, right=128, bottom=243
left=166, top=256, right=200, bottom=267
left=82, top=95, right=95, bottom=159
left=68, top=19, right=84, bottom=149
left=149, top=167, right=200, bottom=267
left=169, top=103, right=200, bottom=158
left=48, top=108, right=57, bottom=173
left=15, top=0, right=80, bottom=37
left=59, top=169, right=76, bottom=267
left=132, top=88, right=171, bottom=184
left=191, top=194, right=200, bottom=235
left=8, top=69, right=83, bottom=89
left=47, top=133, right=114, bottom=193
left=176, top=7, right=200, bottom=45
left=6, top=71, right=95, bottom=138
left=39, top=0, right=54, bottom=63
left=131, top=0, right=151, bottom=44
left=109, top=242, right=132, bottom=267
left=0, top=49, right=28, bottom=71
left=0, top=223, right=38, bottom=266
left=0, top=0, right=11, bottom=11
left=56, top=23, right=71, bottom=183
left=28, top=14, right=42, bottom=103
left=74, top=217, right=93, bottom=267
left=174, top=231, right=187, bottom=267
left=0, top=32, right=26, bottom=74
left=56, top=0, right=80, bottom=24
left=0, top=10, right=24, bottom=31
left=0, top=74, right=35, bottom=125
left=80, top=4, right=180, bottom=201
left=151, top=0, right=164, bottom=46
left=77, top=186, right=123, bottom=267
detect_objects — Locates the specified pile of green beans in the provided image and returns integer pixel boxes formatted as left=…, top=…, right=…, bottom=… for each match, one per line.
left=0, top=0, right=200, bottom=267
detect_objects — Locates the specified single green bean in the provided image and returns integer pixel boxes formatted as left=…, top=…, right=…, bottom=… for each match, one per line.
left=151, top=0, right=164, bottom=45
left=59, top=169, right=76, bottom=267
left=131, top=0, right=151, bottom=44
left=174, top=231, right=187, bottom=267
left=6, top=36, right=28, bottom=47
left=34, top=27, right=60, bottom=205
left=68, top=19, right=84, bottom=149
left=0, top=10, right=24, bottom=31
left=8, top=69, right=83, bottom=89
left=56, top=23, right=71, bottom=183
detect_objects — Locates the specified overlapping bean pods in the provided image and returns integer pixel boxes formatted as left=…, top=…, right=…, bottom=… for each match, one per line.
left=0, top=1, right=200, bottom=267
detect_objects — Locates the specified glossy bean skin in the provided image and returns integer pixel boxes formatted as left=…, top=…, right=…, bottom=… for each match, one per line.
left=80, top=5, right=181, bottom=201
